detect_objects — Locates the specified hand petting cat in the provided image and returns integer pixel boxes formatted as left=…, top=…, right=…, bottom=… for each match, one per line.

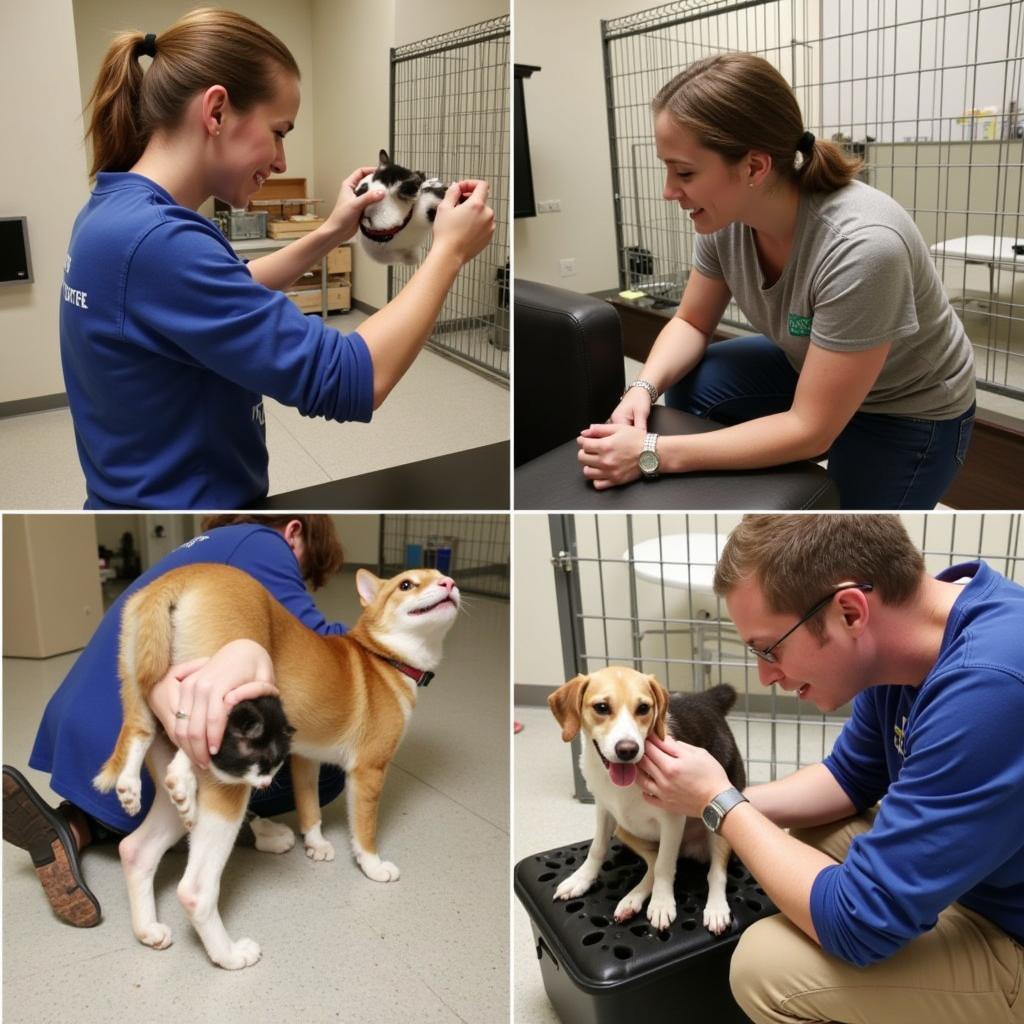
left=147, top=639, right=280, bottom=769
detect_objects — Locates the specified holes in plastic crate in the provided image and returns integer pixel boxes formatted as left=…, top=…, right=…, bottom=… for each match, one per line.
left=538, top=873, right=556, bottom=882
left=746, top=899, right=763, bottom=911
left=545, top=861, right=560, bottom=869
left=613, top=946, right=633, bottom=960
left=629, top=924, right=649, bottom=938
left=582, top=932, right=604, bottom=946
left=590, top=916, right=610, bottom=927
left=565, top=901, right=584, bottom=913
left=681, top=919, right=697, bottom=931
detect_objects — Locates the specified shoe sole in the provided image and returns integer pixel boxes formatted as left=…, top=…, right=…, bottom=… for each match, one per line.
left=2, top=766, right=101, bottom=927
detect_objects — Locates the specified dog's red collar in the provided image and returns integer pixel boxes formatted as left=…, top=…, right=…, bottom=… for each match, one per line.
left=384, top=657, right=434, bottom=687
left=359, top=205, right=415, bottom=243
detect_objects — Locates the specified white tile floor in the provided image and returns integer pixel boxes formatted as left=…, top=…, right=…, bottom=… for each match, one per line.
left=2, top=570, right=510, bottom=1024
left=512, top=702, right=842, bottom=1023
left=0, top=310, right=509, bottom=509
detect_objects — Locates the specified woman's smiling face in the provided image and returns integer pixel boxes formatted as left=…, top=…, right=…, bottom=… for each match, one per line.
left=655, top=110, right=750, bottom=234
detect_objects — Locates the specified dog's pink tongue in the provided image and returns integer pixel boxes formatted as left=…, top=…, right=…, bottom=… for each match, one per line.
left=609, top=762, right=638, bottom=788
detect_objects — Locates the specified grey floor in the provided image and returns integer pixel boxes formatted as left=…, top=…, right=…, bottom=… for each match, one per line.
left=512, top=703, right=844, bottom=1024
left=0, top=309, right=509, bottom=509
left=3, top=569, right=510, bottom=1024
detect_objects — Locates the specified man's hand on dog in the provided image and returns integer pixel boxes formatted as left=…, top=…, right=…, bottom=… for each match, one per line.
left=639, top=734, right=731, bottom=817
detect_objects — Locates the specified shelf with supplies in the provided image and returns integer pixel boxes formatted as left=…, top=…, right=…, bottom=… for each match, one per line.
left=229, top=238, right=352, bottom=318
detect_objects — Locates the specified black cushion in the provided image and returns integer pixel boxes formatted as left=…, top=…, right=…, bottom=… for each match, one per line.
left=516, top=406, right=839, bottom=509
left=514, top=279, right=625, bottom=466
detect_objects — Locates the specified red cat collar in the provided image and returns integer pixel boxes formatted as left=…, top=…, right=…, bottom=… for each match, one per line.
left=358, top=206, right=415, bottom=243
left=386, top=658, right=434, bottom=687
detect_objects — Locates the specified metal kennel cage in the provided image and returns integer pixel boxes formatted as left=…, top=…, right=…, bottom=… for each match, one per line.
left=379, top=514, right=510, bottom=598
left=602, top=0, right=1024, bottom=402
left=549, top=512, right=1024, bottom=800
left=389, top=16, right=510, bottom=382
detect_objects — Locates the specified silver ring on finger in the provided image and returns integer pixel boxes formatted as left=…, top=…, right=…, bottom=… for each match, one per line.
left=174, top=710, right=190, bottom=720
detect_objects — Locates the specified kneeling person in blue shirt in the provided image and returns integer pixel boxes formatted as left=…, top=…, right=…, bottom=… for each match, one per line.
left=638, top=514, right=1024, bottom=1023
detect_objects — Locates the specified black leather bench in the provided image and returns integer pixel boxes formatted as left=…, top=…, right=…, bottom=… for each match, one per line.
left=514, top=279, right=838, bottom=510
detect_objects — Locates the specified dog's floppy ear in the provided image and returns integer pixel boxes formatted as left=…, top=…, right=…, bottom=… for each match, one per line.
left=647, top=675, right=670, bottom=741
left=548, top=674, right=590, bottom=743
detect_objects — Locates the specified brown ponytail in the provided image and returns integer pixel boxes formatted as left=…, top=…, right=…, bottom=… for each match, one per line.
left=652, top=53, right=862, bottom=193
left=84, top=7, right=300, bottom=180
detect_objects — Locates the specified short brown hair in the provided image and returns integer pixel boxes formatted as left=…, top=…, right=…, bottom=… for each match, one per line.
left=714, top=515, right=925, bottom=639
left=84, top=7, right=300, bottom=180
left=652, top=53, right=862, bottom=193
left=199, top=515, right=344, bottom=591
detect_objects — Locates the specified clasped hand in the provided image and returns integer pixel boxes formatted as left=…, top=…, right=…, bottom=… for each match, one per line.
left=577, top=422, right=645, bottom=489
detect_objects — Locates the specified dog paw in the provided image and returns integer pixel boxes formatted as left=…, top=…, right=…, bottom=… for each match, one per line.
left=164, top=771, right=196, bottom=830
left=647, top=894, right=677, bottom=931
left=214, top=937, right=262, bottom=971
left=613, top=892, right=647, bottom=922
left=251, top=817, right=295, bottom=855
left=137, top=922, right=173, bottom=949
left=115, top=776, right=142, bottom=816
left=358, top=853, right=400, bottom=883
left=304, top=835, right=335, bottom=862
left=703, top=897, right=732, bottom=935
left=553, top=870, right=597, bottom=901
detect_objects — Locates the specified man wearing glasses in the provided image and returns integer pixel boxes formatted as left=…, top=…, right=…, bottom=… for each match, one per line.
left=638, top=514, right=1024, bottom=1024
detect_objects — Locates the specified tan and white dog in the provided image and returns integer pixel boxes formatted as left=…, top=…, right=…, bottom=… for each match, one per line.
left=94, top=563, right=459, bottom=969
left=548, top=666, right=744, bottom=934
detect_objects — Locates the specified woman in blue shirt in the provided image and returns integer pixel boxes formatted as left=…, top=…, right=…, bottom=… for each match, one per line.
left=62, top=7, right=494, bottom=508
left=3, top=515, right=348, bottom=927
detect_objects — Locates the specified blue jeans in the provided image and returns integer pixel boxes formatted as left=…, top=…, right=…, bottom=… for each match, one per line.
left=664, top=335, right=975, bottom=510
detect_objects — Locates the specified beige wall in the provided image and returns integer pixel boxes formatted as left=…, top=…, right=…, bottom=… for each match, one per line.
left=514, top=0, right=657, bottom=293
left=0, top=0, right=89, bottom=404
left=3, top=515, right=104, bottom=658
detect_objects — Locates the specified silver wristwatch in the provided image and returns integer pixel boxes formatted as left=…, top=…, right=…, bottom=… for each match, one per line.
left=701, top=787, right=748, bottom=833
left=638, top=432, right=660, bottom=479
left=624, top=379, right=658, bottom=404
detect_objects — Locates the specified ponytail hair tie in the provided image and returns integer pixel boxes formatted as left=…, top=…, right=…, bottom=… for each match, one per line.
left=797, top=130, right=815, bottom=155
left=136, top=33, right=157, bottom=59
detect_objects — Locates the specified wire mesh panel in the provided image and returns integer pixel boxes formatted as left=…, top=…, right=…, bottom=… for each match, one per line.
left=550, top=512, right=1023, bottom=788
left=602, top=0, right=1024, bottom=402
left=379, top=514, right=509, bottom=598
left=389, top=17, right=510, bottom=381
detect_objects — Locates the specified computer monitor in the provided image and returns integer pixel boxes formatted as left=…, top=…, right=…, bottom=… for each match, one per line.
left=0, top=217, right=33, bottom=285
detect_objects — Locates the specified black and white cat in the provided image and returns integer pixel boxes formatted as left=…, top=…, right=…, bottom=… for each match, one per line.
left=355, top=150, right=447, bottom=266
left=164, top=696, right=294, bottom=829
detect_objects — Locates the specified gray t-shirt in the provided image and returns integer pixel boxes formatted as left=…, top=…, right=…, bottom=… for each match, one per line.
left=693, top=180, right=975, bottom=419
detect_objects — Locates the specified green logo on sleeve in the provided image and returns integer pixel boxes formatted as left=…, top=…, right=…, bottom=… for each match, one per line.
left=788, top=313, right=813, bottom=337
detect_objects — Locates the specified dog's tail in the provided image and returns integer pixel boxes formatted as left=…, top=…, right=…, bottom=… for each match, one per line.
left=93, top=571, right=190, bottom=793
left=703, top=683, right=738, bottom=716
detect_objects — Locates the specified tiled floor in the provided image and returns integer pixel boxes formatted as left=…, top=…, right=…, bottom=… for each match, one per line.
left=3, top=570, right=510, bottom=1024
left=0, top=309, right=509, bottom=509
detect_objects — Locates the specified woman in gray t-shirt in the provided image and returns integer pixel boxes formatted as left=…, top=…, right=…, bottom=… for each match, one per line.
left=579, top=53, right=976, bottom=509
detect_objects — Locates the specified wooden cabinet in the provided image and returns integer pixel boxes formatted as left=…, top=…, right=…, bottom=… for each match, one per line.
left=285, top=244, right=352, bottom=315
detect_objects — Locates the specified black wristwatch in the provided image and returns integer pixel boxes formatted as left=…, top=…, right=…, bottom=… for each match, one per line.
left=701, top=787, right=748, bottom=833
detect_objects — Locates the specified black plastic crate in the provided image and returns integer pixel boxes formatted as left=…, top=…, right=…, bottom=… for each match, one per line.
left=515, top=839, right=778, bottom=1024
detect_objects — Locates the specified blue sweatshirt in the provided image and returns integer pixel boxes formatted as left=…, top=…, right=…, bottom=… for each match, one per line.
left=811, top=560, right=1024, bottom=965
left=60, top=173, right=374, bottom=510
left=29, top=524, right=346, bottom=833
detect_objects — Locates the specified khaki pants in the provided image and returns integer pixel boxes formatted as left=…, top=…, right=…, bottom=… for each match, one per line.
left=730, top=811, right=1024, bottom=1023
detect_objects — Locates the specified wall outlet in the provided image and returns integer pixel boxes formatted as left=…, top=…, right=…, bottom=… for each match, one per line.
left=559, top=257, right=577, bottom=277
left=537, top=199, right=562, bottom=214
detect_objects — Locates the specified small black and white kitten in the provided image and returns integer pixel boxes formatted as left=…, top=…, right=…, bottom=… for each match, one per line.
left=164, top=696, right=295, bottom=829
left=209, top=696, right=295, bottom=789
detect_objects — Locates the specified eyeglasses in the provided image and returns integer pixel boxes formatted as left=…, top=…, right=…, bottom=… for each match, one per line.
left=746, top=582, right=874, bottom=664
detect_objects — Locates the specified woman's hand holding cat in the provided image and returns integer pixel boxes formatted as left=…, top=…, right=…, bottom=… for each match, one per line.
left=147, top=639, right=279, bottom=769
left=431, top=180, right=495, bottom=265
left=326, top=165, right=385, bottom=242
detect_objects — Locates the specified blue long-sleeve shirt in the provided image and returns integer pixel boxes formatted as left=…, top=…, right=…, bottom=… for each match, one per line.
left=30, top=524, right=346, bottom=833
left=60, top=172, right=374, bottom=509
left=811, top=560, right=1024, bottom=965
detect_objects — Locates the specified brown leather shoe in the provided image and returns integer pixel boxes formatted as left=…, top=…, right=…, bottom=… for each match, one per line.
left=2, top=766, right=101, bottom=927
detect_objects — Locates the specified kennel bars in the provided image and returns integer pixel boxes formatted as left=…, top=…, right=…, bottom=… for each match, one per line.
left=602, top=0, right=1024, bottom=403
left=549, top=512, right=1024, bottom=801
left=379, top=514, right=510, bottom=598
left=389, top=17, right=510, bottom=382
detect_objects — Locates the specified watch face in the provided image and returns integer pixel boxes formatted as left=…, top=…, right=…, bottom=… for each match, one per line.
left=638, top=450, right=659, bottom=475
left=702, top=806, right=721, bottom=831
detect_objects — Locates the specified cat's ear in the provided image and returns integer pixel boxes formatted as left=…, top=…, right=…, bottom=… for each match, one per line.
left=284, top=723, right=297, bottom=737
left=230, top=702, right=265, bottom=739
left=378, top=149, right=391, bottom=167
left=356, top=568, right=383, bottom=606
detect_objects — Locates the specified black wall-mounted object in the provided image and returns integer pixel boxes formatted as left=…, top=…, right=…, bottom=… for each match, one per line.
left=515, top=64, right=541, bottom=219
left=0, top=217, right=33, bottom=285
